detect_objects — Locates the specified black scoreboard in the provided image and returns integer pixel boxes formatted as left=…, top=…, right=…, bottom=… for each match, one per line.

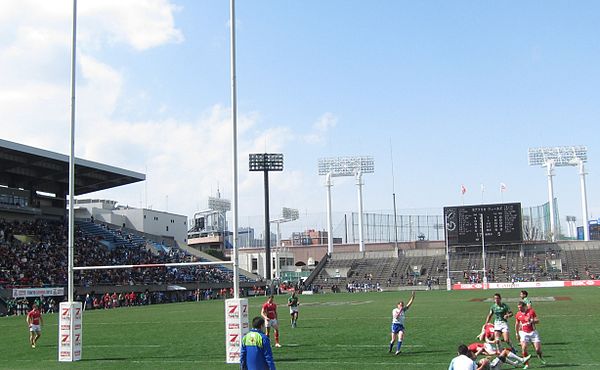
left=444, top=203, right=523, bottom=246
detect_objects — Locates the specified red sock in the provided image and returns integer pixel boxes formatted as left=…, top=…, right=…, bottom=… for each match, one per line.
left=275, top=331, right=280, bottom=344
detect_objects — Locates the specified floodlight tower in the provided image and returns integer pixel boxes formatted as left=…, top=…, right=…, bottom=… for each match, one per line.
left=318, top=156, right=375, bottom=253
left=249, top=153, right=284, bottom=281
left=271, top=207, right=299, bottom=279
left=528, top=146, right=589, bottom=241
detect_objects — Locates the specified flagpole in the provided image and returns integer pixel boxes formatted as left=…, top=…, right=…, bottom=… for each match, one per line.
left=480, top=184, right=484, bottom=204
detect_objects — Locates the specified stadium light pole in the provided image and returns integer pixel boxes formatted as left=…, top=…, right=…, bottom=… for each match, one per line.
left=249, top=153, right=284, bottom=282
left=575, top=158, right=590, bottom=241
left=271, top=207, right=299, bottom=279
left=318, top=156, right=375, bottom=253
left=529, top=146, right=589, bottom=241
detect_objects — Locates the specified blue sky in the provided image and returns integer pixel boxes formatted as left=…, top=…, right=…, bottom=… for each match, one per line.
left=0, top=0, right=598, bottom=235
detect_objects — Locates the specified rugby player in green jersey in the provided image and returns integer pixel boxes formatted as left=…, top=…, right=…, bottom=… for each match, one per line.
left=484, top=293, right=516, bottom=353
left=287, top=291, right=299, bottom=328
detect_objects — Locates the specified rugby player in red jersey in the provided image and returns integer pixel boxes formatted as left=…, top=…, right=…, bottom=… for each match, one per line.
left=26, top=303, right=43, bottom=348
left=261, top=295, right=281, bottom=348
left=476, top=323, right=502, bottom=355
left=515, top=301, right=546, bottom=368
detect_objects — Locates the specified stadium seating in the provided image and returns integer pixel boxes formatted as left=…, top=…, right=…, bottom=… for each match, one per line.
left=308, top=242, right=600, bottom=291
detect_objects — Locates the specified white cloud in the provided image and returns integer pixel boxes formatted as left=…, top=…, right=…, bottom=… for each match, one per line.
left=303, top=112, right=338, bottom=144
left=0, top=1, right=329, bottom=221
left=79, top=0, right=183, bottom=51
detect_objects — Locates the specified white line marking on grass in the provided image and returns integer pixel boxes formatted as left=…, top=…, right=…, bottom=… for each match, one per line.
left=87, top=320, right=221, bottom=325
left=85, top=344, right=162, bottom=348
left=10, top=358, right=595, bottom=367
left=334, top=344, right=424, bottom=348
left=301, top=300, right=374, bottom=306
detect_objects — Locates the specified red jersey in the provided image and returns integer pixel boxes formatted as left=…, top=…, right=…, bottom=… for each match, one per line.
left=27, top=309, right=41, bottom=325
left=262, top=302, right=277, bottom=319
left=515, top=309, right=537, bottom=333
left=483, top=323, right=495, bottom=340
left=468, top=342, right=484, bottom=353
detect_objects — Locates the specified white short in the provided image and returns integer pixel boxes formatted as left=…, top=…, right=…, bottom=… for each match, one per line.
left=519, top=330, right=541, bottom=343
left=484, top=342, right=501, bottom=355
left=29, top=324, right=41, bottom=333
left=289, top=307, right=298, bottom=314
left=267, top=319, right=279, bottom=329
left=493, top=321, right=509, bottom=333
left=490, top=357, right=503, bottom=370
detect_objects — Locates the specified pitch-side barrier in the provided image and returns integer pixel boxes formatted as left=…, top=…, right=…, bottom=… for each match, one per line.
left=452, top=279, right=600, bottom=290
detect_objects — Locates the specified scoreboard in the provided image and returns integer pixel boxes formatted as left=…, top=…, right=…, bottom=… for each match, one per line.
left=444, top=203, right=523, bottom=246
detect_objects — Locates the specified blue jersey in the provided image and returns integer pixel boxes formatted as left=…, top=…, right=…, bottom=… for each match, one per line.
left=240, top=329, right=276, bottom=370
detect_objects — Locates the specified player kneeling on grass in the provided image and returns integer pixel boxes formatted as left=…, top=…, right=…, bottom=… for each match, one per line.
left=389, top=291, right=415, bottom=355
left=241, top=316, right=276, bottom=370
left=515, top=301, right=546, bottom=368
left=476, top=323, right=503, bottom=356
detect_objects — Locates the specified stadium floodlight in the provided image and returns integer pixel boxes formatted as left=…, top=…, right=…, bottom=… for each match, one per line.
left=282, top=207, right=299, bottom=221
left=566, top=215, right=577, bottom=238
left=249, top=153, right=284, bottom=282
left=528, top=146, right=587, bottom=166
left=208, top=196, right=231, bottom=212
left=318, top=156, right=375, bottom=254
left=528, top=146, right=590, bottom=241
left=318, top=156, right=374, bottom=177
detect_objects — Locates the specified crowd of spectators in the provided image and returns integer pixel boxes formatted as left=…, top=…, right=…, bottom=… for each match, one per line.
left=0, top=219, right=235, bottom=289
left=4, top=296, right=57, bottom=316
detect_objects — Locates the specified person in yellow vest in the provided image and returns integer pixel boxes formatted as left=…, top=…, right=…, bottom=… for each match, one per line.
left=240, top=316, right=276, bottom=370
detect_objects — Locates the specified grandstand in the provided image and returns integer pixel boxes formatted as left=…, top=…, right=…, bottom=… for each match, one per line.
left=0, top=140, right=262, bottom=317
left=307, top=241, right=600, bottom=291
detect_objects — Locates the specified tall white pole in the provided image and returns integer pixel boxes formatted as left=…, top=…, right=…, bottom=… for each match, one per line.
left=480, top=213, right=487, bottom=289
left=275, top=221, right=281, bottom=279
left=326, top=173, right=333, bottom=255
left=545, top=160, right=556, bottom=242
left=578, top=160, right=590, bottom=241
left=67, top=0, right=77, bottom=304
left=444, top=214, right=451, bottom=291
left=356, top=170, right=365, bottom=253
left=229, top=0, right=240, bottom=298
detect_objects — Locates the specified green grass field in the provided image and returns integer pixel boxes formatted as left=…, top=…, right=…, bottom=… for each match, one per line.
left=1, top=287, right=599, bottom=369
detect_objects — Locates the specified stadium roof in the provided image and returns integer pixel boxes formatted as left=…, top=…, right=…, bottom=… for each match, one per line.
left=0, top=139, right=145, bottom=196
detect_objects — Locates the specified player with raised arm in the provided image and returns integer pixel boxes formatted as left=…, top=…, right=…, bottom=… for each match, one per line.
left=261, top=295, right=281, bottom=348
left=515, top=301, right=545, bottom=368
left=389, top=290, right=415, bottom=355
left=484, top=293, right=515, bottom=352
left=287, top=291, right=299, bottom=328
left=26, top=303, right=43, bottom=348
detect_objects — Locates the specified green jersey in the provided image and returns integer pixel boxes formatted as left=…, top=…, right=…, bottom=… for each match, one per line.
left=288, top=296, right=299, bottom=308
left=490, top=303, right=511, bottom=323
left=522, top=297, right=532, bottom=306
